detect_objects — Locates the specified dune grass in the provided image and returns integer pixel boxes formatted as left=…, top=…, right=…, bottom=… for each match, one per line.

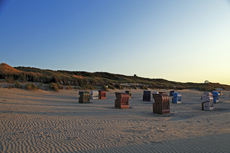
left=1, top=63, right=230, bottom=91
left=14, top=81, right=22, bottom=88
left=50, top=83, right=59, bottom=91
left=140, top=85, right=148, bottom=90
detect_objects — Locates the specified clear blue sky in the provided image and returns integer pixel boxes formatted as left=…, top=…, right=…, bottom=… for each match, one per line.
left=1, top=0, right=230, bottom=85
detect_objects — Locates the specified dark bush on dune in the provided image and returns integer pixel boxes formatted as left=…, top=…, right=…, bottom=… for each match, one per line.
left=31, top=83, right=37, bottom=90
left=26, top=83, right=32, bottom=90
left=14, top=81, right=22, bottom=88
left=50, top=83, right=59, bottom=91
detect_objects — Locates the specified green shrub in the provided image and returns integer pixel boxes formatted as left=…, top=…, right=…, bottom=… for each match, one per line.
left=53, top=86, right=59, bottom=91
left=5, top=76, right=14, bottom=83
left=25, top=83, right=37, bottom=90
left=50, top=83, right=59, bottom=92
left=26, top=83, right=32, bottom=90
left=31, top=83, right=37, bottom=90
left=14, top=81, right=22, bottom=88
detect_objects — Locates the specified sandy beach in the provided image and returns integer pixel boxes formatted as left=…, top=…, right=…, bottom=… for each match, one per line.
left=1, top=87, right=230, bottom=153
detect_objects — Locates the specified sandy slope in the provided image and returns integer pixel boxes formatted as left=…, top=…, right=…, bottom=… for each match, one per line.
left=0, top=88, right=230, bottom=153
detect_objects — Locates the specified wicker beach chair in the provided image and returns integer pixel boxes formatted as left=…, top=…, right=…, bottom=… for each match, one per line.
left=152, top=93, right=170, bottom=114
left=115, top=92, right=129, bottom=109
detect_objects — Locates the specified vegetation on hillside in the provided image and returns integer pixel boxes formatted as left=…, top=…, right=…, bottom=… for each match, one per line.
left=0, top=63, right=230, bottom=91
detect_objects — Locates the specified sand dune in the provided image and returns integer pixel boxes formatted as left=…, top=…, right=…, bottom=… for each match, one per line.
left=0, top=88, right=230, bottom=152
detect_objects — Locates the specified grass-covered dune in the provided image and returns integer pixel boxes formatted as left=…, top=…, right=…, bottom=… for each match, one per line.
left=0, top=63, right=229, bottom=91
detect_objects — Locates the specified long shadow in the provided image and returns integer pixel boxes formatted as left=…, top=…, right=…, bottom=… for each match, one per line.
left=213, top=107, right=230, bottom=111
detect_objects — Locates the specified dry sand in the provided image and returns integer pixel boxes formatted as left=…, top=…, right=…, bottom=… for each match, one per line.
left=0, top=87, right=230, bottom=153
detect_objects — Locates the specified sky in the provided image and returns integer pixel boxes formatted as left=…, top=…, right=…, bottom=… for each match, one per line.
left=0, top=0, right=230, bottom=85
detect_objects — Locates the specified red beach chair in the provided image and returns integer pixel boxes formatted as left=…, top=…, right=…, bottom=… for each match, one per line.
left=115, top=92, right=129, bottom=109
left=99, top=90, right=106, bottom=99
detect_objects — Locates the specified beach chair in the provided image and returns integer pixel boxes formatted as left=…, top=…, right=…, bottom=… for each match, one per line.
left=172, top=93, right=182, bottom=104
left=143, top=90, right=151, bottom=101
left=99, top=90, right=106, bottom=99
left=125, top=91, right=132, bottom=98
left=152, top=93, right=170, bottom=114
left=212, top=91, right=220, bottom=103
left=90, top=90, right=99, bottom=99
left=169, top=90, right=174, bottom=96
left=79, top=91, right=90, bottom=103
left=201, top=95, right=214, bottom=111
left=115, top=92, right=129, bottom=109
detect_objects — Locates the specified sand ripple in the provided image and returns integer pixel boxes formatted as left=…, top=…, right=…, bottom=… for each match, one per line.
left=1, top=88, right=230, bottom=152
